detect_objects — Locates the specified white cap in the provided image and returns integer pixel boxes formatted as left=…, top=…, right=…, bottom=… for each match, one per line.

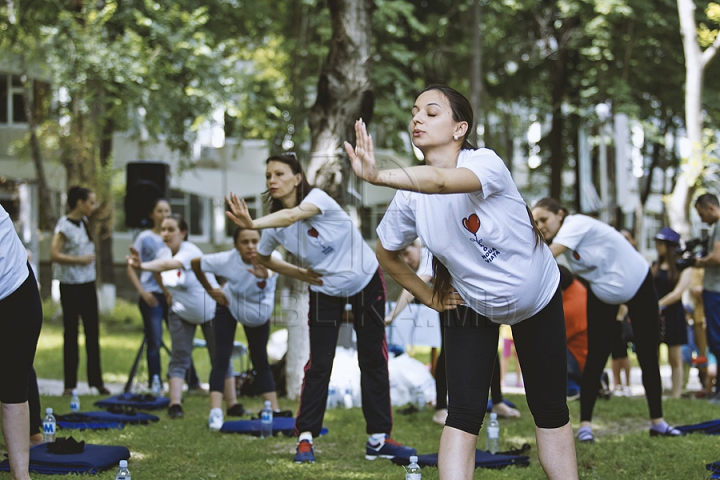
left=119, top=460, right=128, bottom=468
left=264, top=400, right=271, bottom=407
left=490, top=412, right=497, bottom=420
left=45, top=407, right=53, bottom=414
left=409, top=455, right=418, bottom=463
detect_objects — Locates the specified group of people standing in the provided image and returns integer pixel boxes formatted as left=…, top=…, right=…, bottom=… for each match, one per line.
left=8, top=84, right=715, bottom=480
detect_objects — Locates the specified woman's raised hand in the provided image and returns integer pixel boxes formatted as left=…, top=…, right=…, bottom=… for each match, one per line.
left=225, top=193, right=255, bottom=229
left=344, top=119, right=379, bottom=184
left=247, top=257, right=270, bottom=279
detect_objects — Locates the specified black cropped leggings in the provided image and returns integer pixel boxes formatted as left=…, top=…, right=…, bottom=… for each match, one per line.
left=580, top=271, right=662, bottom=422
left=444, top=287, right=569, bottom=435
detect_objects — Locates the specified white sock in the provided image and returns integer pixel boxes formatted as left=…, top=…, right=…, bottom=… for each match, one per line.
left=210, top=408, right=222, bottom=416
left=299, top=432, right=313, bottom=443
left=369, top=433, right=386, bottom=444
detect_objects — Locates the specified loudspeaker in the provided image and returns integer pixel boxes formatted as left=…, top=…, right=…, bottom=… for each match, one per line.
left=124, top=161, right=170, bottom=228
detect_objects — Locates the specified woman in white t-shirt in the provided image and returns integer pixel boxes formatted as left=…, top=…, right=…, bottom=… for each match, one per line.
left=50, top=186, right=107, bottom=396
left=126, top=198, right=172, bottom=388
left=531, top=197, right=681, bottom=441
left=191, top=227, right=282, bottom=431
left=347, top=85, right=576, bottom=479
left=127, top=214, right=219, bottom=419
left=0, top=204, right=42, bottom=480
left=225, top=153, right=416, bottom=464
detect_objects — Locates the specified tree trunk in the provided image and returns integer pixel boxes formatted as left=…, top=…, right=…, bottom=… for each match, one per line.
left=306, top=0, right=374, bottom=202
left=670, top=0, right=720, bottom=236
left=469, top=0, right=482, bottom=146
left=548, top=48, right=569, bottom=201
left=21, top=72, right=56, bottom=230
left=288, top=0, right=375, bottom=398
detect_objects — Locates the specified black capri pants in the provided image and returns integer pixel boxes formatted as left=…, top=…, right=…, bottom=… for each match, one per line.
left=444, top=287, right=568, bottom=435
left=0, top=264, right=43, bottom=404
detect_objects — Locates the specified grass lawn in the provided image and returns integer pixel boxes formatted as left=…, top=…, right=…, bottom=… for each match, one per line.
left=1, top=300, right=719, bottom=478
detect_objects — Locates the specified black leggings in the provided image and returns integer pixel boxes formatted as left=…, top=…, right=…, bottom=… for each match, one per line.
left=0, top=264, right=42, bottom=404
left=580, top=271, right=662, bottom=421
left=60, top=281, right=104, bottom=389
left=435, top=318, right=503, bottom=410
left=209, top=305, right=275, bottom=395
left=444, top=287, right=568, bottom=435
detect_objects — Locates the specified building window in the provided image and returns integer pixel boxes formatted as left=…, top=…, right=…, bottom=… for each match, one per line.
left=170, top=189, right=210, bottom=240
left=0, top=73, right=28, bottom=125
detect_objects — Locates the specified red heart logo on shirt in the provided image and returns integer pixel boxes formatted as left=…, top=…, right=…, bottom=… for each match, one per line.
left=573, top=251, right=581, bottom=261
left=257, top=281, right=267, bottom=289
left=308, top=228, right=319, bottom=238
left=177, top=271, right=182, bottom=277
left=462, top=214, right=481, bottom=235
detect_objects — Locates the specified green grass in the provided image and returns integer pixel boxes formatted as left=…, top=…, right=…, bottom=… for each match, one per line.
left=1, top=302, right=719, bottom=478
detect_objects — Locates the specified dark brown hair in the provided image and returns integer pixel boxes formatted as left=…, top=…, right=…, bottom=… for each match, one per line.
left=696, top=193, right=720, bottom=208
left=420, top=84, right=476, bottom=151
left=651, top=239, right=680, bottom=287
left=532, top=197, right=570, bottom=244
left=67, top=186, right=93, bottom=211
left=263, top=153, right=314, bottom=213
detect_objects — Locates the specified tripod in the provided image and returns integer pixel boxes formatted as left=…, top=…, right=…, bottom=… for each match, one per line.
left=124, top=336, right=172, bottom=393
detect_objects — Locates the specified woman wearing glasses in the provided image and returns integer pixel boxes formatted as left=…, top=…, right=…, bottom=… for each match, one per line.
left=226, top=152, right=416, bottom=464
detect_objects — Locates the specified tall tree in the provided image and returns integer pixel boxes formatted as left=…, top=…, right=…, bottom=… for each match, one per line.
left=669, top=0, right=720, bottom=235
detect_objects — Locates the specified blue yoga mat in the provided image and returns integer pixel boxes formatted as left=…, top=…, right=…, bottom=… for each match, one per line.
left=220, top=417, right=328, bottom=436
left=486, top=398, right=518, bottom=413
left=677, top=418, right=720, bottom=435
left=95, top=393, right=170, bottom=410
left=391, top=449, right=530, bottom=469
left=707, top=460, right=720, bottom=478
left=56, top=411, right=160, bottom=430
left=0, top=443, right=130, bottom=475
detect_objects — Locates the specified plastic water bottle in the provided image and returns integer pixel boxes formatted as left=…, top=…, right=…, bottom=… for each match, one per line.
left=151, top=374, right=163, bottom=396
left=42, top=407, right=56, bottom=443
left=414, top=386, right=425, bottom=411
left=115, top=459, right=131, bottom=480
left=343, top=382, right=353, bottom=409
left=486, top=412, right=499, bottom=454
left=260, top=400, right=273, bottom=439
left=405, top=455, right=421, bottom=479
left=70, top=390, right=80, bottom=412
left=327, top=384, right=337, bottom=410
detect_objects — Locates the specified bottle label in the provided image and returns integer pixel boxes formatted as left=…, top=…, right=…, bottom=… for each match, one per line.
left=487, top=426, right=499, bottom=439
left=261, top=412, right=272, bottom=422
left=406, top=474, right=421, bottom=480
left=43, top=422, right=55, bottom=434
left=71, top=401, right=80, bottom=412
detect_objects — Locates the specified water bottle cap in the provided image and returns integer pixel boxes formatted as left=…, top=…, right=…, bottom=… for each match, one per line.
left=409, top=455, right=418, bottom=463
left=119, top=460, right=128, bottom=468
left=264, top=400, right=271, bottom=407
left=46, top=407, right=53, bottom=414
left=490, top=412, right=497, bottom=420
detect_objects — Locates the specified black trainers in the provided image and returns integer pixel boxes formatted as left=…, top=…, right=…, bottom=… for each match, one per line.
left=226, top=404, right=247, bottom=417
left=168, top=404, right=184, bottom=419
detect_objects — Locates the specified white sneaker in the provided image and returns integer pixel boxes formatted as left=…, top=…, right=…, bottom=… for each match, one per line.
left=208, top=408, right=224, bottom=431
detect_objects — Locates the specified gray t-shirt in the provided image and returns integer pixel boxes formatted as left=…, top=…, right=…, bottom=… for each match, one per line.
left=53, top=216, right=96, bottom=284
left=703, top=223, right=720, bottom=292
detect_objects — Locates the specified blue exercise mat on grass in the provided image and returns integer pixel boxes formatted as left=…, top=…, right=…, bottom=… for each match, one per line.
left=0, top=443, right=130, bottom=475
left=486, top=398, right=518, bottom=413
left=56, top=410, right=160, bottom=430
left=707, top=460, right=720, bottom=478
left=677, top=418, right=720, bottom=435
left=95, top=393, right=169, bottom=410
left=220, top=417, right=328, bottom=436
left=391, top=449, right=529, bottom=469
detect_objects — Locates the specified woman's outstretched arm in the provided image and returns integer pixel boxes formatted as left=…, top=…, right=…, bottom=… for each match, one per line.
left=345, top=120, right=481, bottom=194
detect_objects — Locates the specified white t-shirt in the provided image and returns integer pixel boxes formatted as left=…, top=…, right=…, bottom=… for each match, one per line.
left=201, top=250, right=279, bottom=327
left=0, top=205, right=30, bottom=301
left=258, top=188, right=378, bottom=297
left=377, top=148, right=559, bottom=325
left=552, top=214, right=649, bottom=304
left=132, top=230, right=166, bottom=294
left=53, top=216, right=96, bottom=284
left=158, top=242, right=218, bottom=324
left=417, top=246, right=433, bottom=278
